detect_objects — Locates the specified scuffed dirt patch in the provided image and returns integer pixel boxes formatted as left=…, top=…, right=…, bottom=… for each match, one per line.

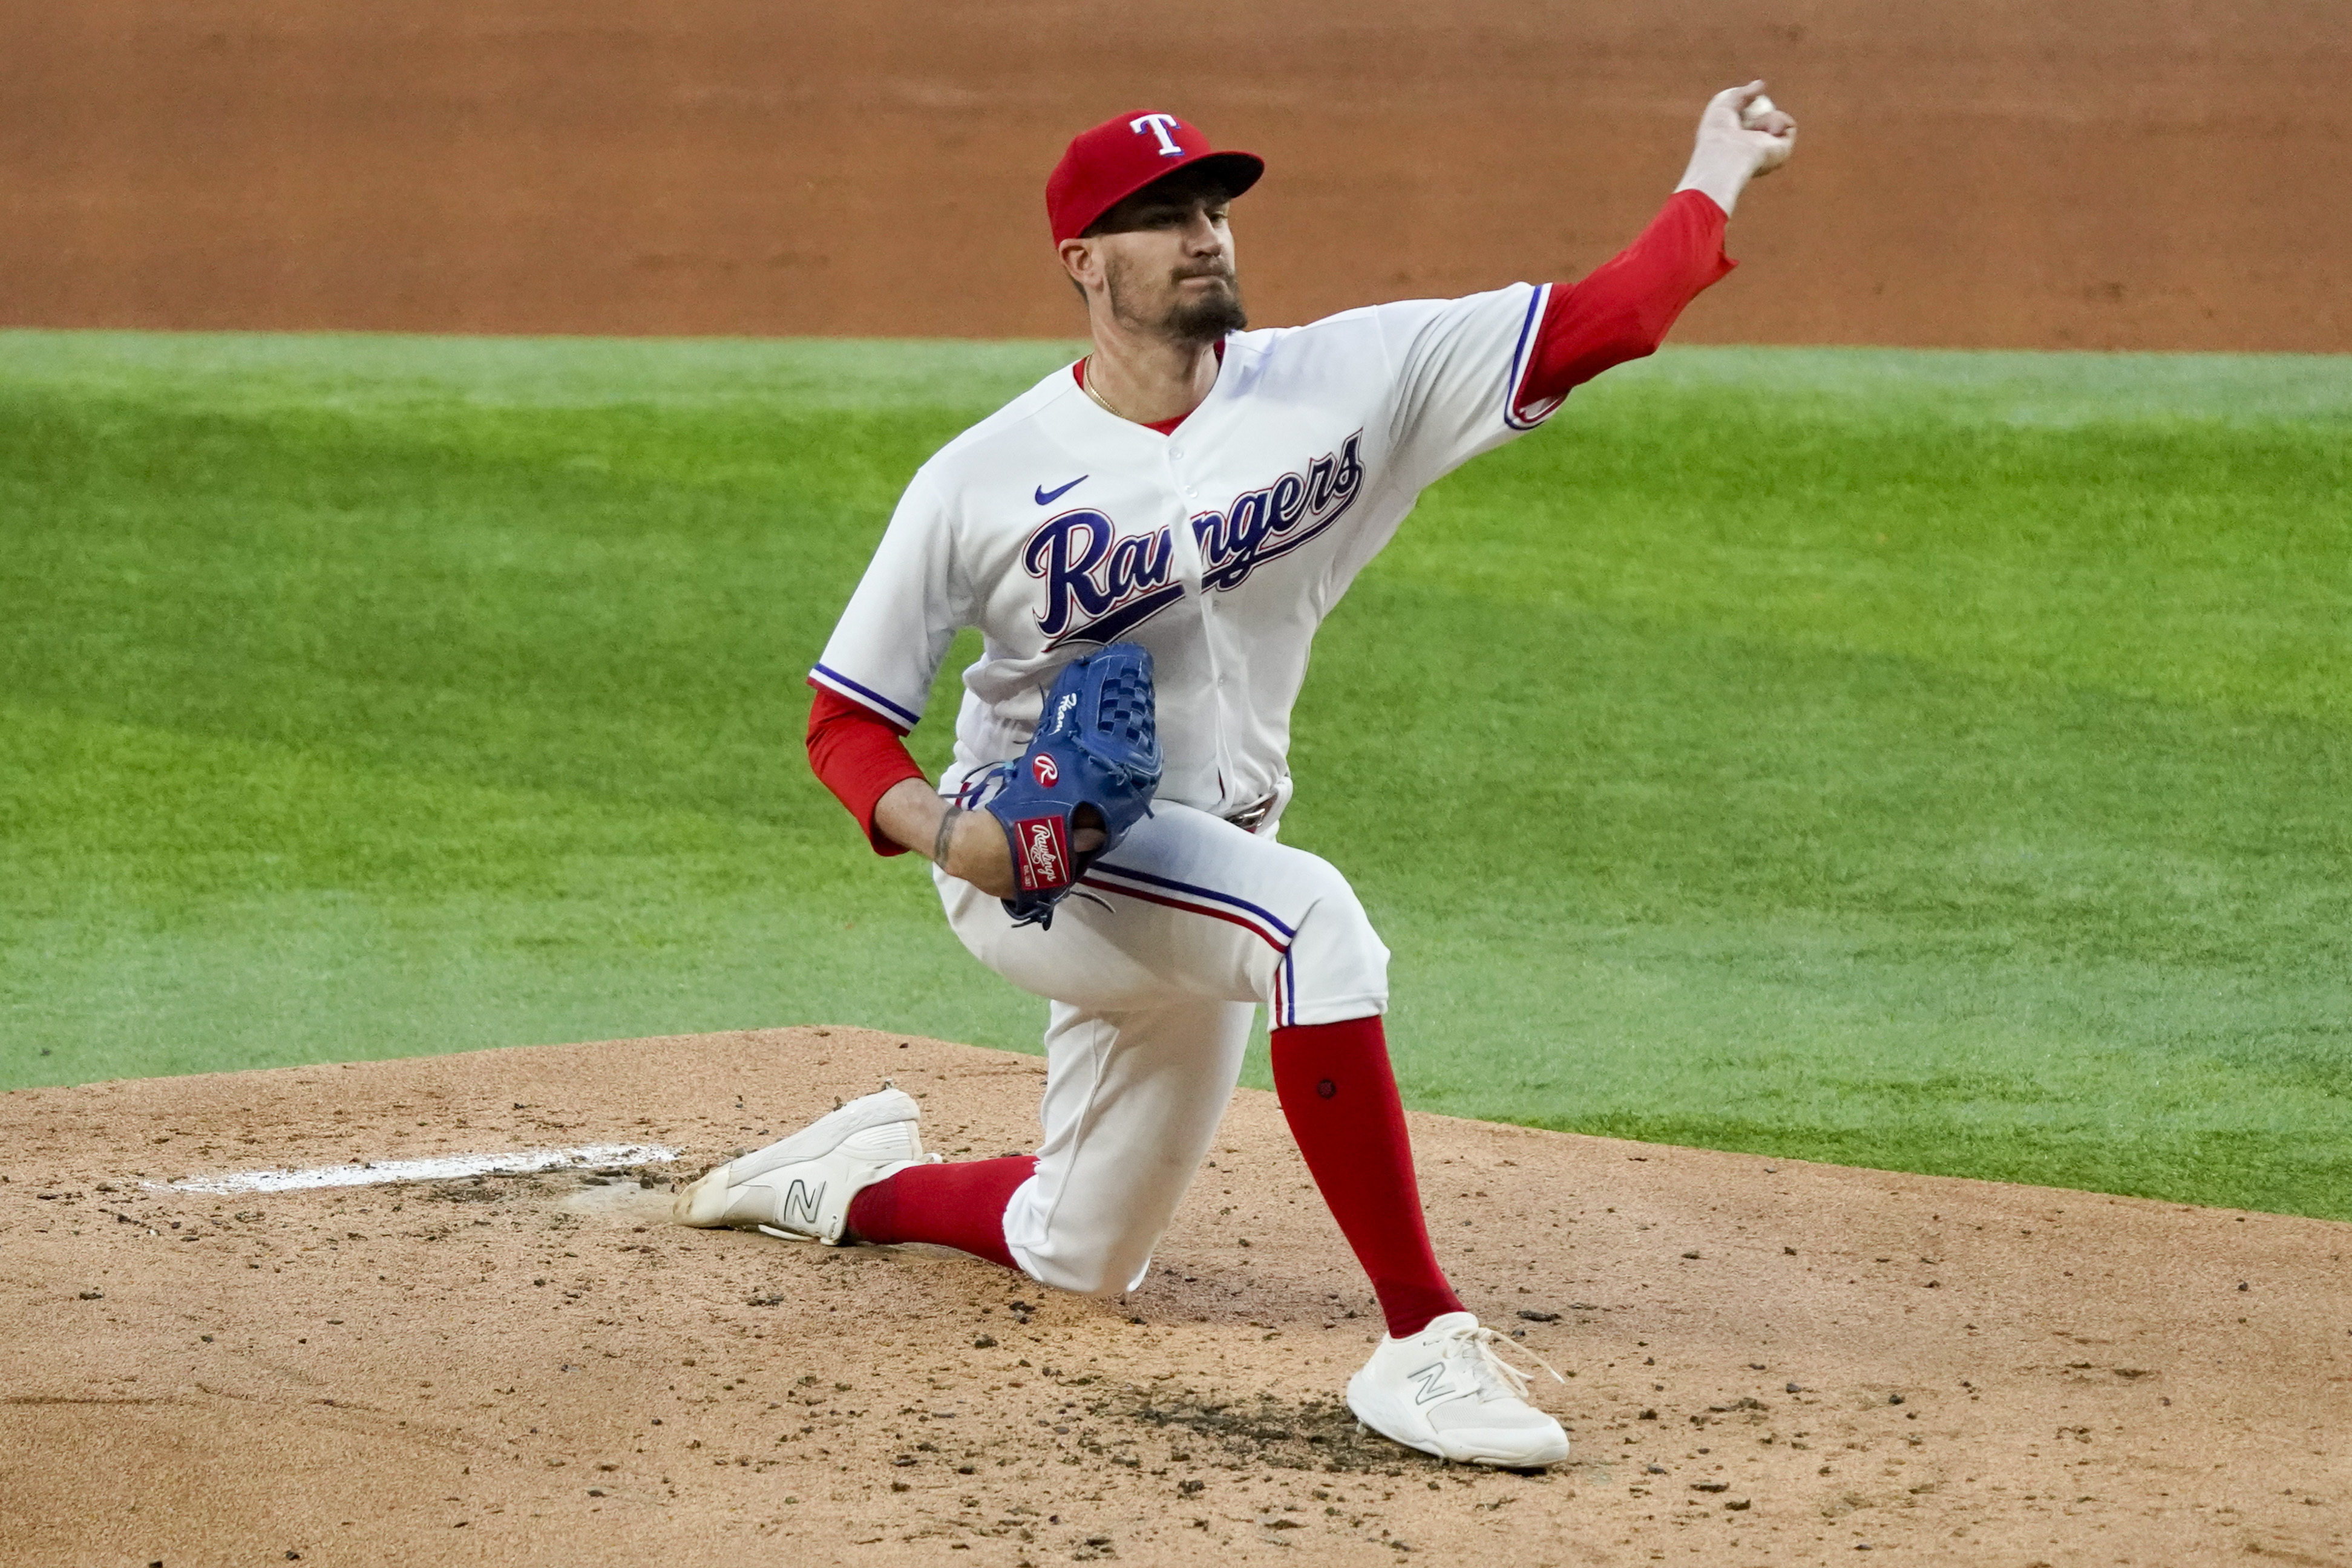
left=1115, top=1388, right=1438, bottom=1476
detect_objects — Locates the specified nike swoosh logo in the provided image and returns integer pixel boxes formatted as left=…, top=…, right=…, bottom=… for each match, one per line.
left=1035, top=475, right=1088, bottom=506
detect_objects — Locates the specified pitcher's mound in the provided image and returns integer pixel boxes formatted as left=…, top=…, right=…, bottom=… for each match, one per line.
left=2, top=1027, right=2344, bottom=1566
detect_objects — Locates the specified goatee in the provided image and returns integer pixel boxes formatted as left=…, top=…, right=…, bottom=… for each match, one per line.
left=1109, top=258, right=1248, bottom=345
left=1167, top=279, right=1248, bottom=344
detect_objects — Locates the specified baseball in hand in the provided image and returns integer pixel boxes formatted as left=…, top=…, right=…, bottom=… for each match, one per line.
left=1740, top=94, right=1778, bottom=129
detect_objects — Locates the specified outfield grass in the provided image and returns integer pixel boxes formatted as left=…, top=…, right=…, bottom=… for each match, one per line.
left=3, top=332, right=2347, bottom=1219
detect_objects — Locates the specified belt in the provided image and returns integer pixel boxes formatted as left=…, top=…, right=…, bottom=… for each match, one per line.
left=1223, top=794, right=1278, bottom=835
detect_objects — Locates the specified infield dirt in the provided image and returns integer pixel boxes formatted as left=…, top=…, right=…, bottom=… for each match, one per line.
left=4, top=1026, right=2346, bottom=1567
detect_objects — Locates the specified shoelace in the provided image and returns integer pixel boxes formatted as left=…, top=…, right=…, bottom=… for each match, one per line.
left=1440, top=1322, right=1568, bottom=1402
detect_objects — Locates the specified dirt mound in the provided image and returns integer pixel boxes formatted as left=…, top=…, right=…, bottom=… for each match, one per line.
left=2, top=1026, right=2345, bottom=1566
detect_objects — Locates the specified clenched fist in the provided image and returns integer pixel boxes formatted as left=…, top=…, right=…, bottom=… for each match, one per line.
left=1677, top=80, right=1798, bottom=215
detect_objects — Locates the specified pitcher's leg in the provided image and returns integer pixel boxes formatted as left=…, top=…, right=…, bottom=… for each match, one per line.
left=927, top=800, right=1454, bottom=1317
left=1003, top=997, right=1254, bottom=1295
left=1269, top=1015, right=1463, bottom=1335
left=847, top=1154, right=1035, bottom=1268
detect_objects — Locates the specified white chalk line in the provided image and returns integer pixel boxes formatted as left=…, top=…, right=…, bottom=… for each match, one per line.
left=158, top=1142, right=681, bottom=1195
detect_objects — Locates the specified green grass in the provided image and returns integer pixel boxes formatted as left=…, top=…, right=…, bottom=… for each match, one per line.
left=3, top=331, right=2348, bottom=1220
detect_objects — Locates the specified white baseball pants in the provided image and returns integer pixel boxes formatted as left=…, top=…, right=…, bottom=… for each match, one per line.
left=934, top=791, right=1390, bottom=1295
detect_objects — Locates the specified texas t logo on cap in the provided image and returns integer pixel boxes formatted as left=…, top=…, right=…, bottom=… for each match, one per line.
left=1129, top=113, right=1187, bottom=157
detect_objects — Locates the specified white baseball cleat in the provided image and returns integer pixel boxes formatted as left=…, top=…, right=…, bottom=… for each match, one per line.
left=1346, top=1312, right=1571, bottom=1468
left=671, top=1085, right=928, bottom=1243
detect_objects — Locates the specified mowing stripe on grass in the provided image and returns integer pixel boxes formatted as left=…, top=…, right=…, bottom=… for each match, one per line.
left=4, top=332, right=2345, bottom=1220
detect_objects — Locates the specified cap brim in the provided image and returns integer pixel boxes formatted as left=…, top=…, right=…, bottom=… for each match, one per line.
left=1079, top=149, right=1265, bottom=237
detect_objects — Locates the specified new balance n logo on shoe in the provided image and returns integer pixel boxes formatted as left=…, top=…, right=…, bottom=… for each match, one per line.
left=1407, top=1362, right=1455, bottom=1406
left=781, top=1179, right=826, bottom=1228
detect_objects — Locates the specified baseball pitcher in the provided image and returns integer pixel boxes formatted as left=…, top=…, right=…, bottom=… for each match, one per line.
left=680, top=84, right=1797, bottom=1467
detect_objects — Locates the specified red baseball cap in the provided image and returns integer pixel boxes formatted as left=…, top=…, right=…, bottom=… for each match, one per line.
left=1046, top=111, right=1264, bottom=245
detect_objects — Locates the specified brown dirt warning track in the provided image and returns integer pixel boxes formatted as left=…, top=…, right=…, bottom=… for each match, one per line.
left=3, top=1026, right=2347, bottom=1567
left=2, top=0, right=2348, bottom=351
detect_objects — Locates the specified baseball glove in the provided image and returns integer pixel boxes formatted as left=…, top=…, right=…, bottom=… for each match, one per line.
left=974, top=642, right=1161, bottom=929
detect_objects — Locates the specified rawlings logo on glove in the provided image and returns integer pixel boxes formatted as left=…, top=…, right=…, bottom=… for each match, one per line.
left=975, top=642, right=1162, bottom=928
left=1010, top=816, right=1070, bottom=890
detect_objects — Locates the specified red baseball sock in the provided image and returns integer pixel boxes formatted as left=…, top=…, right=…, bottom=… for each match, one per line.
left=1271, top=1016, right=1465, bottom=1339
left=845, top=1155, right=1035, bottom=1271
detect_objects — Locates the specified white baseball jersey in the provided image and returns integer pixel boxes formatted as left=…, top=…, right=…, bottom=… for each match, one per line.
left=811, top=282, right=1562, bottom=815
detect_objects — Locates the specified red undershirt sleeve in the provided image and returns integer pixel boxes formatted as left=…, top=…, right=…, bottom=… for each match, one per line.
left=1518, top=188, right=1737, bottom=413
left=806, top=683, right=929, bottom=857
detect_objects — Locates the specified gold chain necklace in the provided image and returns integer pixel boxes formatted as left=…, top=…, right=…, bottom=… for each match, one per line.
left=1079, top=356, right=1132, bottom=422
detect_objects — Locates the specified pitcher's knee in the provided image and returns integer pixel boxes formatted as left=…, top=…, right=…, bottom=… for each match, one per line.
left=1001, top=1181, right=1159, bottom=1296
left=1281, top=852, right=1391, bottom=1023
left=1010, top=1232, right=1153, bottom=1297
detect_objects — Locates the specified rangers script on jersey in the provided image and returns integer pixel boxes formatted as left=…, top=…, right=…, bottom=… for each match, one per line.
left=811, top=282, right=1564, bottom=816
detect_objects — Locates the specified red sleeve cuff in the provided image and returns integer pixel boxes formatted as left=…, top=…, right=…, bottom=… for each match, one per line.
left=806, top=683, right=929, bottom=856
left=1517, top=189, right=1737, bottom=413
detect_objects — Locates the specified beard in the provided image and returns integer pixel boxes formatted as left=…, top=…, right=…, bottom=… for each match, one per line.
left=1106, top=255, right=1248, bottom=345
